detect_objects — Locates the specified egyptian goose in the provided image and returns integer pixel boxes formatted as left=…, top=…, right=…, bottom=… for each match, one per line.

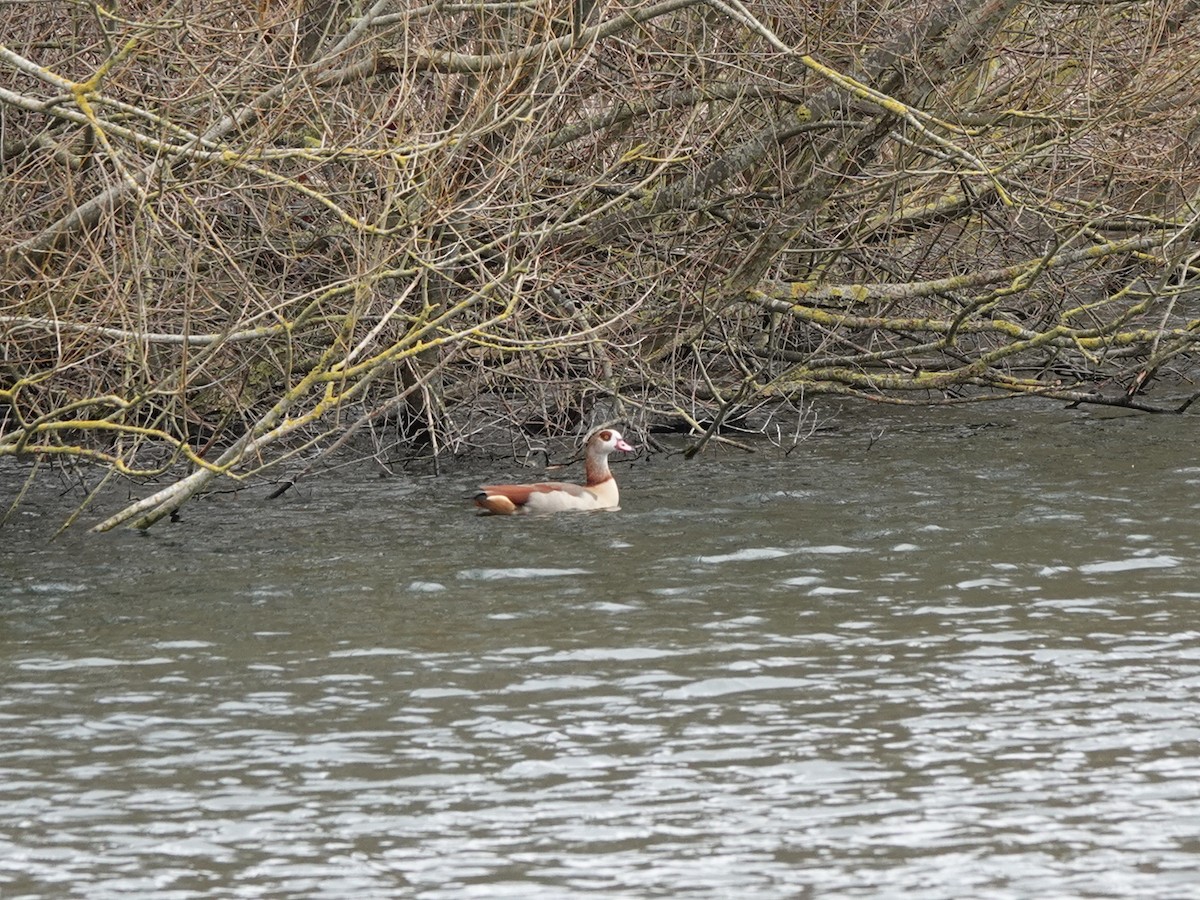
left=474, top=428, right=635, bottom=515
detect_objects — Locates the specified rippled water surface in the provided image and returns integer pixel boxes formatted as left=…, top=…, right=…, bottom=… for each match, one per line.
left=3, top=405, right=1200, bottom=898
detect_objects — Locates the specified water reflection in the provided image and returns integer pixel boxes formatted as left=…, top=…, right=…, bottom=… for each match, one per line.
left=2, top=405, right=1200, bottom=898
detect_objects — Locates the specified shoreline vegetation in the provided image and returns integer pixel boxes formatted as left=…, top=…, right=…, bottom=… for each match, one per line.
left=3, top=0, right=1200, bottom=531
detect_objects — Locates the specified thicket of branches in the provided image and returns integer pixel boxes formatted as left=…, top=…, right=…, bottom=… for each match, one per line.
left=3, top=0, right=1200, bottom=529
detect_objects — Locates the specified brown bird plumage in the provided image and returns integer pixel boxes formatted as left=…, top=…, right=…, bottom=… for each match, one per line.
left=474, top=429, right=634, bottom=515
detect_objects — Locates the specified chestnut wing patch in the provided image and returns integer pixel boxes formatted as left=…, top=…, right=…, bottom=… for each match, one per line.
left=475, top=481, right=588, bottom=514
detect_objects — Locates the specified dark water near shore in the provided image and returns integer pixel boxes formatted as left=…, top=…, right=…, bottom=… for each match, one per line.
left=3, top=404, right=1200, bottom=898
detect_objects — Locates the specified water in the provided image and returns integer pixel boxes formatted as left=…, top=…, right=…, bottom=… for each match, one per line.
left=3, top=403, right=1200, bottom=898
